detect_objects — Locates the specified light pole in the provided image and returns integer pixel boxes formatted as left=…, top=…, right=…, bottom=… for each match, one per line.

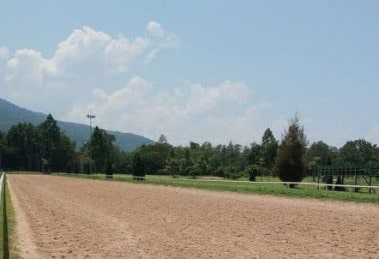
left=87, top=114, right=96, bottom=174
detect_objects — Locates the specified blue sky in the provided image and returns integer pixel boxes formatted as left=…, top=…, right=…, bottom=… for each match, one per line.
left=0, top=1, right=378, bottom=147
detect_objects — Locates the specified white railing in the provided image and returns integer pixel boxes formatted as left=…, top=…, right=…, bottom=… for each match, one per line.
left=181, top=178, right=379, bottom=192
left=0, top=172, right=4, bottom=203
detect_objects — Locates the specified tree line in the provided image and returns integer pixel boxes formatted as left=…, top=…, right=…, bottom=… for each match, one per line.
left=0, top=114, right=127, bottom=174
left=1, top=114, right=378, bottom=185
left=0, top=114, right=76, bottom=172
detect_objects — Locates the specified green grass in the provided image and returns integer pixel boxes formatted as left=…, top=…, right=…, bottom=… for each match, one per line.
left=56, top=173, right=379, bottom=203
left=0, top=176, right=18, bottom=259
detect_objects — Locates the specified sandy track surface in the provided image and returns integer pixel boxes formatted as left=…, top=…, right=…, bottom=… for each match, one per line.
left=7, top=175, right=379, bottom=258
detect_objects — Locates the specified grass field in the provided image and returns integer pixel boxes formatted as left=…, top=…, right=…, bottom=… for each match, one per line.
left=56, top=173, right=379, bottom=203
left=0, top=177, right=18, bottom=259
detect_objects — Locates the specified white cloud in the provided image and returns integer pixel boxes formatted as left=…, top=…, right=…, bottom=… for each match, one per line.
left=0, top=23, right=270, bottom=146
left=186, top=81, right=252, bottom=114
left=144, top=21, right=180, bottom=64
left=51, top=26, right=152, bottom=74
left=64, top=78, right=267, bottom=145
left=5, top=48, right=55, bottom=89
left=147, top=21, right=165, bottom=38
left=2, top=22, right=179, bottom=114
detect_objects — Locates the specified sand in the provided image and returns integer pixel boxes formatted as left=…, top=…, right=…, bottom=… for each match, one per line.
left=7, top=174, right=379, bottom=258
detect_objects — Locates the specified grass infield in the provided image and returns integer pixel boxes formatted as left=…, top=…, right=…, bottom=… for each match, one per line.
left=0, top=177, right=18, bottom=259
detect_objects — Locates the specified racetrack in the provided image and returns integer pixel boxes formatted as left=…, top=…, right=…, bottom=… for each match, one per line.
left=8, top=174, right=379, bottom=258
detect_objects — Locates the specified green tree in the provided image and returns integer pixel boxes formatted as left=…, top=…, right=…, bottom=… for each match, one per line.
left=166, top=158, right=179, bottom=177
left=38, top=114, right=77, bottom=172
left=305, top=141, right=332, bottom=167
left=59, top=133, right=76, bottom=172
left=6, top=123, right=39, bottom=170
left=90, top=126, right=116, bottom=173
left=187, top=161, right=205, bottom=179
left=248, top=143, right=262, bottom=165
left=339, top=139, right=376, bottom=164
left=189, top=141, right=200, bottom=149
left=275, top=116, right=307, bottom=187
left=260, top=128, right=278, bottom=170
left=37, top=114, right=62, bottom=171
left=133, top=153, right=145, bottom=178
left=158, top=134, right=168, bottom=144
left=4, top=115, right=76, bottom=172
left=138, top=142, right=171, bottom=174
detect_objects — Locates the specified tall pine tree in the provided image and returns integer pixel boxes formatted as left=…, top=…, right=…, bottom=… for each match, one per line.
left=275, top=115, right=307, bottom=187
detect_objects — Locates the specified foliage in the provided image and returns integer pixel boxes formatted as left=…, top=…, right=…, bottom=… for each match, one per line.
left=246, top=164, right=266, bottom=181
left=186, top=163, right=203, bottom=179
left=2, top=110, right=379, bottom=182
left=120, top=130, right=276, bottom=179
left=223, top=166, right=243, bottom=180
left=339, top=139, right=377, bottom=164
left=90, top=126, right=116, bottom=173
left=2, top=115, right=76, bottom=172
left=0, top=98, right=154, bottom=153
left=158, top=134, right=168, bottom=144
left=132, top=153, right=145, bottom=178
left=275, top=116, right=307, bottom=187
left=246, top=128, right=278, bottom=176
left=260, top=128, right=278, bottom=169
left=138, top=143, right=171, bottom=174
left=247, top=143, right=262, bottom=165
left=305, top=141, right=332, bottom=168
left=37, top=114, right=61, bottom=171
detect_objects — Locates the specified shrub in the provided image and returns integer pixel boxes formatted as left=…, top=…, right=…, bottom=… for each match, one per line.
left=224, top=167, right=242, bottom=180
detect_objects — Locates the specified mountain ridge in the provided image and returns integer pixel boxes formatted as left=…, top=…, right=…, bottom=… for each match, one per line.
left=0, top=98, right=154, bottom=152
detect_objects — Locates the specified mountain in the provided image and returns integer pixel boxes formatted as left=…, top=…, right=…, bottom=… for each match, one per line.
left=0, top=98, right=154, bottom=152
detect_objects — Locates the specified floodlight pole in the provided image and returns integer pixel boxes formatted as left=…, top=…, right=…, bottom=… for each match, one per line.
left=87, top=114, right=96, bottom=174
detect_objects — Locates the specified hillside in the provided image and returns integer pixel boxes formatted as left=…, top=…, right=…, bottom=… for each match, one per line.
left=0, top=98, right=154, bottom=152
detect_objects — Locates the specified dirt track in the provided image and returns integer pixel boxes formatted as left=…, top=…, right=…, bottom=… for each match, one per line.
left=7, top=175, right=379, bottom=258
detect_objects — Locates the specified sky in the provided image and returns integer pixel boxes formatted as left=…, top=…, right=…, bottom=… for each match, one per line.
left=0, top=1, right=378, bottom=147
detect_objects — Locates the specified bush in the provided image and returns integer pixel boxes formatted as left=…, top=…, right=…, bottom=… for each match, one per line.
left=224, top=167, right=242, bottom=180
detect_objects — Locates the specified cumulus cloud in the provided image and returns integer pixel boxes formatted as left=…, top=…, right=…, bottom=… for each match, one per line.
left=144, top=21, right=180, bottom=63
left=186, top=81, right=252, bottom=114
left=147, top=21, right=165, bottom=38
left=1, top=22, right=179, bottom=114
left=0, top=23, right=270, bottom=145
left=5, top=48, right=56, bottom=89
left=52, top=26, right=152, bottom=74
left=64, top=77, right=267, bottom=145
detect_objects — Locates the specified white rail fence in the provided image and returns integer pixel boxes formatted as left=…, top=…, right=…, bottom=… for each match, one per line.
left=181, top=178, right=379, bottom=193
left=0, top=172, right=4, bottom=203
